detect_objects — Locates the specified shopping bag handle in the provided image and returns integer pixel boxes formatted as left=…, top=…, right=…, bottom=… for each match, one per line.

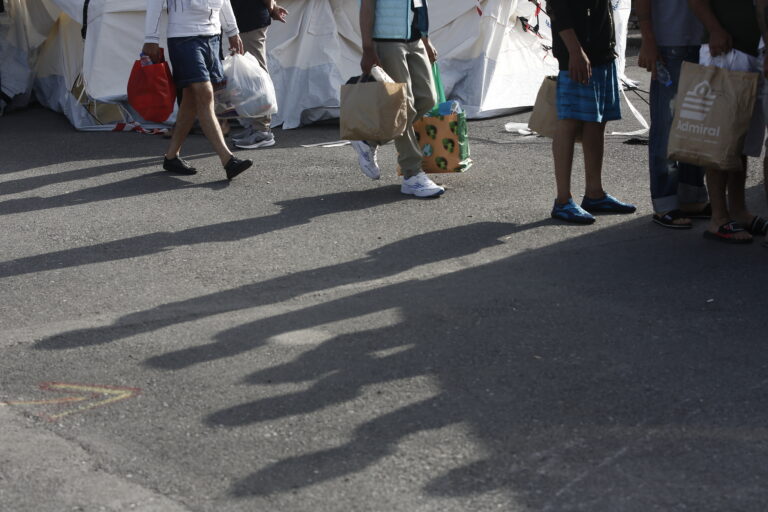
left=430, top=62, right=447, bottom=115
left=432, top=63, right=447, bottom=104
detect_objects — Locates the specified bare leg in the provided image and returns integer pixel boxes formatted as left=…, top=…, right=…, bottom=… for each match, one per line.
left=706, top=168, right=728, bottom=230
left=706, top=167, right=751, bottom=240
left=188, top=81, right=233, bottom=166
left=582, top=121, right=607, bottom=200
left=726, top=157, right=756, bottom=227
left=165, top=88, right=197, bottom=160
left=553, top=119, right=581, bottom=204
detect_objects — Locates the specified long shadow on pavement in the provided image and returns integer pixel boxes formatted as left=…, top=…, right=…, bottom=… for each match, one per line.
left=0, top=169, right=233, bottom=215
left=0, top=106, right=170, bottom=174
left=189, top=216, right=767, bottom=510
left=0, top=152, right=217, bottom=196
left=7, top=187, right=404, bottom=282
left=0, top=105, right=345, bottom=175
left=33, top=221, right=528, bottom=352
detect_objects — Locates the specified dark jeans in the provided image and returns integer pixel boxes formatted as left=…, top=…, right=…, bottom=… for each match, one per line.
left=649, top=46, right=708, bottom=212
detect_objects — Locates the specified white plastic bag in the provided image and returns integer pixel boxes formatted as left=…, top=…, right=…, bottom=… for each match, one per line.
left=213, top=65, right=238, bottom=120
left=223, top=52, right=278, bottom=118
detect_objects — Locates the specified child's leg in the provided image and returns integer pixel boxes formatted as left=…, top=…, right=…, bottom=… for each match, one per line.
left=725, top=156, right=754, bottom=227
left=553, top=118, right=581, bottom=204
left=582, top=121, right=607, bottom=200
left=705, top=168, right=750, bottom=241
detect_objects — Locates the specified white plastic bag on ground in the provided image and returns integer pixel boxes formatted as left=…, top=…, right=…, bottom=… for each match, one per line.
left=223, top=52, right=278, bottom=118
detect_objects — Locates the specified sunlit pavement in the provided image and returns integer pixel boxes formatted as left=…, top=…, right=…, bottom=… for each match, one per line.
left=1, top=63, right=767, bottom=512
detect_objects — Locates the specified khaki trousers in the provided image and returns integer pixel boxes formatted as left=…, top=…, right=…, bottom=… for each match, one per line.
left=240, top=26, right=271, bottom=132
left=375, top=39, right=436, bottom=178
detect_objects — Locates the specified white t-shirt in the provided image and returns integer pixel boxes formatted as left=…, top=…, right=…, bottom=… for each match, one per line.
left=145, top=0, right=239, bottom=44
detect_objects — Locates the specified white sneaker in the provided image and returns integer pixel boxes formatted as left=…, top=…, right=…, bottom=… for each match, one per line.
left=350, top=140, right=381, bottom=180
left=401, top=171, right=445, bottom=198
left=234, top=131, right=275, bottom=149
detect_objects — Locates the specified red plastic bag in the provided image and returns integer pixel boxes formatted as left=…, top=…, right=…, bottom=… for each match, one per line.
left=127, top=51, right=176, bottom=123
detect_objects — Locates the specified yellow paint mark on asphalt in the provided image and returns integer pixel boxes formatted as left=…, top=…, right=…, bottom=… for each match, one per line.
left=0, top=396, right=89, bottom=406
left=1, top=382, right=141, bottom=421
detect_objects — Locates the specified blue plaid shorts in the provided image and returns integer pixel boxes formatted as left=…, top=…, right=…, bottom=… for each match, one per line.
left=557, top=61, right=621, bottom=123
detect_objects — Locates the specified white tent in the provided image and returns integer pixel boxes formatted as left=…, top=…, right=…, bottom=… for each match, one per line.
left=612, top=0, right=633, bottom=84
left=1, top=0, right=563, bottom=131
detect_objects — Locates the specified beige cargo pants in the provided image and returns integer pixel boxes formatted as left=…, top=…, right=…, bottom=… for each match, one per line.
left=375, top=39, right=436, bottom=178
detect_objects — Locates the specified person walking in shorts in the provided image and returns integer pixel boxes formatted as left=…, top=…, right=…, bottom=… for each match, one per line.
left=637, top=0, right=709, bottom=229
left=689, top=0, right=766, bottom=243
left=230, top=0, right=287, bottom=150
left=355, top=0, right=444, bottom=198
left=143, top=0, right=253, bottom=180
left=547, top=0, right=636, bottom=224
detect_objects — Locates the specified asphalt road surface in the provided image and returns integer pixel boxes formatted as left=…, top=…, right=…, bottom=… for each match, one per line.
left=1, top=64, right=767, bottom=512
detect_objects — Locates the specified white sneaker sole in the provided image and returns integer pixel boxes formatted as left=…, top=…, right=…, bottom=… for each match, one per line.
left=235, top=138, right=276, bottom=149
left=401, top=186, right=445, bottom=198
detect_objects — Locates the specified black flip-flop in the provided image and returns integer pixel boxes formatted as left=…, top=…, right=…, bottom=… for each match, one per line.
left=652, top=210, right=693, bottom=229
left=747, top=216, right=768, bottom=236
left=703, top=221, right=753, bottom=244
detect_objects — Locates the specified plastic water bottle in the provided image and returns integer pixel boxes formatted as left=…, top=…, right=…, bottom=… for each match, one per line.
left=369, top=65, right=395, bottom=83
left=656, top=61, right=672, bottom=87
left=140, top=53, right=153, bottom=67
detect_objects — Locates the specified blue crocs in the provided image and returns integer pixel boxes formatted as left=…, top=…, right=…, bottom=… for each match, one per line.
left=581, top=193, right=637, bottom=214
left=551, top=199, right=596, bottom=224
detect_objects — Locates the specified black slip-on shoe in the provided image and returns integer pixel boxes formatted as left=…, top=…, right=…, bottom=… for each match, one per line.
left=163, top=156, right=197, bottom=175
left=224, top=156, right=253, bottom=181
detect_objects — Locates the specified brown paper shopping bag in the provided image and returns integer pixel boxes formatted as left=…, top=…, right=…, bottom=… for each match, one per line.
left=668, top=61, right=758, bottom=170
left=528, top=76, right=581, bottom=140
left=340, top=79, right=409, bottom=143
left=528, top=76, right=558, bottom=138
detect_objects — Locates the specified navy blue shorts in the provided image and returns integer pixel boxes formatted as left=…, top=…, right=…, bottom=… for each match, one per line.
left=557, top=61, right=621, bottom=123
left=167, top=35, right=224, bottom=89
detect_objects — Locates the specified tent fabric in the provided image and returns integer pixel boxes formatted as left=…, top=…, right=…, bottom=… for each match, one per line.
left=612, top=0, right=632, bottom=83
left=262, top=0, right=560, bottom=127
left=437, top=0, right=558, bottom=119
left=0, top=0, right=167, bottom=129
left=1, top=0, right=577, bottom=131
left=0, top=0, right=59, bottom=105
